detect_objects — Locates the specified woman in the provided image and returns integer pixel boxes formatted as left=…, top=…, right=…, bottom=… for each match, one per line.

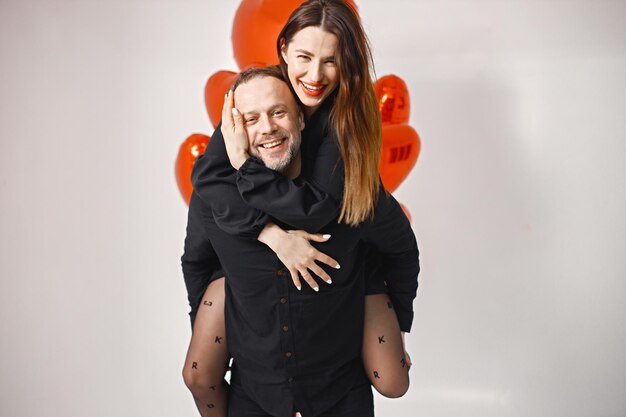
left=182, top=1, right=417, bottom=415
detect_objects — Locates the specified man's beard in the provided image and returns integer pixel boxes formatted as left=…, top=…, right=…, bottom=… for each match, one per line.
left=251, top=134, right=300, bottom=174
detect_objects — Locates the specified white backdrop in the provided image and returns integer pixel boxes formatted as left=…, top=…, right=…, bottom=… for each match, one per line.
left=1, top=1, right=625, bottom=416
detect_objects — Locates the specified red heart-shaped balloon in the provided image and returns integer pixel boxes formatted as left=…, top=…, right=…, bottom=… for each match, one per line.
left=380, top=124, right=421, bottom=192
left=232, top=0, right=358, bottom=71
left=374, top=75, right=410, bottom=125
left=175, top=133, right=210, bottom=205
left=205, top=70, right=239, bottom=129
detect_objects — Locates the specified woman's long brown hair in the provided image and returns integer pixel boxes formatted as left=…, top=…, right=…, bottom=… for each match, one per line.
left=277, top=0, right=382, bottom=226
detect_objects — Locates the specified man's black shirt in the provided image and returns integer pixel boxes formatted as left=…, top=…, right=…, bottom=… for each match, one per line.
left=183, top=186, right=418, bottom=417
left=183, top=96, right=420, bottom=416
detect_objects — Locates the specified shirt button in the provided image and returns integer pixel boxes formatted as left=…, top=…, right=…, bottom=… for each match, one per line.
left=276, top=269, right=284, bottom=277
left=280, top=297, right=287, bottom=304
left=287, top=377, right=294, bottom=383
left=282, top=325, right=289, bottom=332
left=285, top=351, right=293, bottom=358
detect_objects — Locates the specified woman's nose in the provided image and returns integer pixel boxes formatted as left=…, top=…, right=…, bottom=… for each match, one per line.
left=308, top=62, right=323, bottom=83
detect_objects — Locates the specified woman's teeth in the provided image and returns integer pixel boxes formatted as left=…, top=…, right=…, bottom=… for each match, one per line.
left=302, top=81, right=324, bottom=92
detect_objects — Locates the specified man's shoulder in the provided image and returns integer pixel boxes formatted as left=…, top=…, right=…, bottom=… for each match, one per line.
left=188, top=191, right=214, bottom=221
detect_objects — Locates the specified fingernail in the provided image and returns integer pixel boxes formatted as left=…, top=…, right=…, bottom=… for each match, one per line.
left=322, top=234, right=331, bottom=239
left=335, top=264, right=341, bottom=269
left=232, top=108, right=239, bottom=116
left=224, top=93, right=227, bottom=100
left=313, top=287, right=319, bottom=292
left=297, top=285, right=302, bottom=291
left=325, top=279, right=332, bottom=284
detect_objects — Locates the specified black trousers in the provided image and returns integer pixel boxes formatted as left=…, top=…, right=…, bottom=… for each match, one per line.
left=228, top=378, right=374, bottom=417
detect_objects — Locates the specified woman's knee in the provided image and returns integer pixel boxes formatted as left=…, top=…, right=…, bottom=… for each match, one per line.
left=372, top=375, right=409, bottom=398
left=182, top=363, right=224, bottom=396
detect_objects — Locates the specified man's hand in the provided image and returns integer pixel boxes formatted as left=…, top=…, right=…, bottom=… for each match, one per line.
left=221, top=89, right=250, bottom=170
left=401, top=332, right=412, bottom=369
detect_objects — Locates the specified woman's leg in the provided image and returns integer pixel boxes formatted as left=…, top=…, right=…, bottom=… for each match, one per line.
left=362, top=293, right=410, bottom=398
left=182, top=277, right=230, bottom=416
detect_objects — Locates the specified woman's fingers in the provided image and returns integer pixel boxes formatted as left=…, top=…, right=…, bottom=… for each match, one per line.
left=307, top=263, right=332, bottom=285
left=315, top=252, right=340, bottom=270
left=304, top=232, right=331, bottom=243
left=285, top=231, right=340, bottom=269
left=271, top=230, right=340, bottom=291
left=289, top=267, right=319, bottom=292
left=299, top=270, right=319, bottom=292
left=231, top=105, right=244, bottom=134
left=287, top=231, right=331, bottom=244
left=218, top=90, right=250, bottom=169
left=288, top=267, right=302, bottom=291
left=221, top=90, right=233, bottom=129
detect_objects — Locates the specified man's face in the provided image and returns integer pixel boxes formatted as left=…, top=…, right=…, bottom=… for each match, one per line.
left=234, top=76, right=305, bottom=173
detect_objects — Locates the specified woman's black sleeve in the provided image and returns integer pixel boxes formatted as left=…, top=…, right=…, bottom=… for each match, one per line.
left=192, top=123, right=345, bottom=236
left=236, top=131, right=344, bottom=232
left=191, top=122, right=270, bottom=240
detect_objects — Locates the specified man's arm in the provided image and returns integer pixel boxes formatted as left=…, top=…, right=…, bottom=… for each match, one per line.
left=361, top=189, right=420, bottom=332
left=181, top=192, right=225, bottom=327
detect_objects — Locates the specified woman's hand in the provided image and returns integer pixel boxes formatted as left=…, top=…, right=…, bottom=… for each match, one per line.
left=258, top=223, right=340, bottom=291
left=221, top=89, right=250, bottom=170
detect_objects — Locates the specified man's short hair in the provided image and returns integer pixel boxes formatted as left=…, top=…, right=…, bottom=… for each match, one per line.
left=231, top=65, right=286, bottom=92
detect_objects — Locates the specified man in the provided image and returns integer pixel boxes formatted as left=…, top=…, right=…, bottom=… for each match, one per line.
left=182, top=67, right=419, bottom=417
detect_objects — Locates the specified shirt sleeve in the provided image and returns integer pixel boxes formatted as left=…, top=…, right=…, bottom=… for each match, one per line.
left=236, top=132, right=344, bottom=232
left=361, top=188, right=420, bottom=332
left=192, top=121, right=345, bottom=235
left=181, top=192, right=225, bottom=328
left=191, top=122, right=270, bottom=240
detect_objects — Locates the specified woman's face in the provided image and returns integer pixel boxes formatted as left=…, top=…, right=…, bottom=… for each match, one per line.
left=281, top=26, right=339, bottom=116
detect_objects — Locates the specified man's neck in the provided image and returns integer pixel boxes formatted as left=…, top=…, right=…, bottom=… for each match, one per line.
left=284, top=151, right=302, bottom=179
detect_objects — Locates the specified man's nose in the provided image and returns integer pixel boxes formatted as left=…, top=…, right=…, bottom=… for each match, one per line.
left=259, top=115, right=277, bottom=134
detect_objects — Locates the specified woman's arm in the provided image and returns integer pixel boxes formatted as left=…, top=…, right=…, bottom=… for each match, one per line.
left=191, top=118, right=343, bottom=236
left=191, top=123, right=270, bottom=240
left=220, top=91, right=345, bottom=232
left=191, top=127, right=340, bottom=288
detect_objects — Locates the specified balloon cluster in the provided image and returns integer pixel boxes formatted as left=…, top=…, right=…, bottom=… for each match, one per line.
left=176, top=0, right=421, bottom=220
left=375, top=75, right=421, bottom=193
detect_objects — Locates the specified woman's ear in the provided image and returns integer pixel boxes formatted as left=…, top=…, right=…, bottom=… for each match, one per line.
left=280, top=39, right=288, bottom=62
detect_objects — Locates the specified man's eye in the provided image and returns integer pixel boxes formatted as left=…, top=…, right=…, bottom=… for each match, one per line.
left=273, top=110, right=285, bottom=116
left=245, top=117, right=257, bottom=124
